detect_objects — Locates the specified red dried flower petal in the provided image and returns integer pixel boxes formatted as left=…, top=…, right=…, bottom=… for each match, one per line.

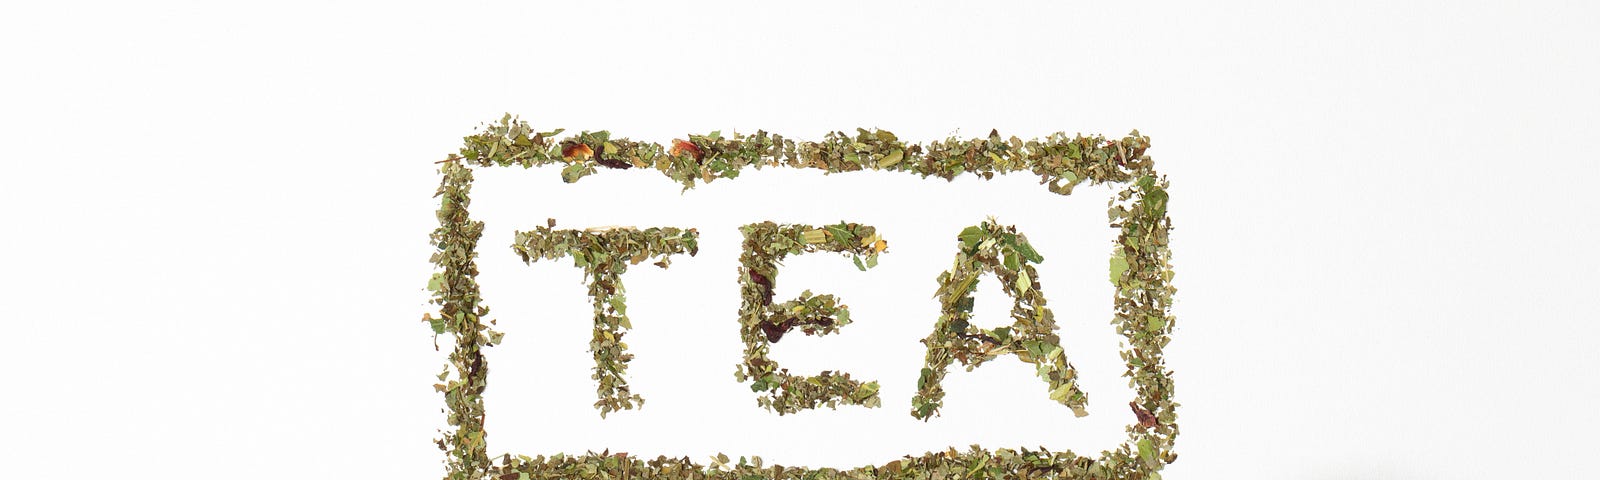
left=670, top=139, right=703, bottom=160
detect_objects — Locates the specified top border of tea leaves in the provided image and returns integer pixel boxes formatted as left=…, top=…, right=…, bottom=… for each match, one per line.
left=446, top=113, right=1147, bottom=191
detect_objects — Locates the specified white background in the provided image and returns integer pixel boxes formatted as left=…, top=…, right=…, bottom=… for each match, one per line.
left=2, top=1, right=1596, bottom=479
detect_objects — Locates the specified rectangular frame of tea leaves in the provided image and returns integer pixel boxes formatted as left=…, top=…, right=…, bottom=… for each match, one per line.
left=427, top=115, right=1178, bottom=480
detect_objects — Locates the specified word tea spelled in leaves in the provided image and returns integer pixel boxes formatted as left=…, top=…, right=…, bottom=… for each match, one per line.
left=427, top=115, right=1178, bottom=480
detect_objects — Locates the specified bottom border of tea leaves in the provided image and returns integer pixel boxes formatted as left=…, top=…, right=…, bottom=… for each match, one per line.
left=426, top=116, right=1178, bottom=479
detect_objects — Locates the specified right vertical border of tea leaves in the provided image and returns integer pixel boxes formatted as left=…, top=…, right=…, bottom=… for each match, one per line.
left=428, top=116, right=1178, bottom=480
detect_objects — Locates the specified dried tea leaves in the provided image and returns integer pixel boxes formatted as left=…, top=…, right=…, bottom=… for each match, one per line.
left=912, top=219, right=1089, bottom=420
left=734, top=221, right=885, bottom=414
left=427, top=116, right=1178, bottom=480
left=511, top=225, right=700, bottom=418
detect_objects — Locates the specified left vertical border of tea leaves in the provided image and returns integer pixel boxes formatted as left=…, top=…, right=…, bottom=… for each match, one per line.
left=426, top=114, right=1179, bottom=480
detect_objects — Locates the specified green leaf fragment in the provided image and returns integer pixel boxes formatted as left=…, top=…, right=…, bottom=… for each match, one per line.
left=1137, top=438, right=1158, bottom=467
left=877, top=149, right=904, bottom=168
left=1147, top=315, right=1166, bottom=332
left=422, top=313, right=445, bottom=335
left=958, top=226, right=984, bottom=250
left=852, top=381, right=880, bottom=401
left=1144, top=187, right=1169, bottom=218
left=560, top=163, right=587, bottom=183
left=1015, top=241, right=1043, bottom=263
left=1048, top=382, right=1075, bottom=403
left=1110, top=253, right=1129, bottom=285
